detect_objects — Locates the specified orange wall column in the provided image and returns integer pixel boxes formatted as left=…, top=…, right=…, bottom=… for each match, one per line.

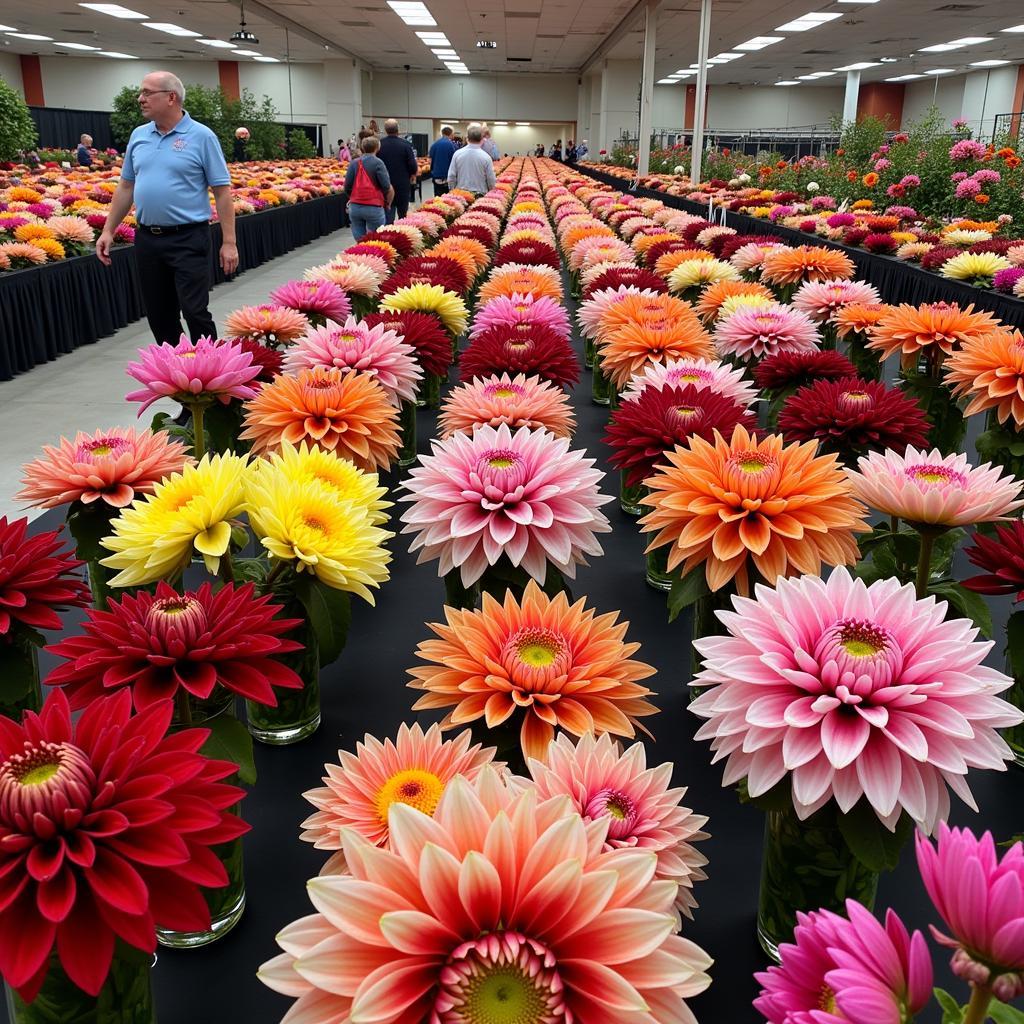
left=19, top=55, right=44, bottom=106
left=856, top=82, right=905, bottom=129
left=684, top=84, right=709, bottom=132
left=218, top=60, right=240, bottom=101
left=1010, top=64, right=1024, bottom=140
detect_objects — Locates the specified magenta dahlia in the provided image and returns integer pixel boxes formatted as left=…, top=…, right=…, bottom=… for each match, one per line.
left=268, top=278, right=352, bottom=326
left=469, top=293, right=571, bottom=341
left=493, top=238, right=561, bottom=269
left=460, top=322, right=580, bottom=388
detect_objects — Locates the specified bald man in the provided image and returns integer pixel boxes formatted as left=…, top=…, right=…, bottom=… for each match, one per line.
left=377, top=117, right=418, bottom=223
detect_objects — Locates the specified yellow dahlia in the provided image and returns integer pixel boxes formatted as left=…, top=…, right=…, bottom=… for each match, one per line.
left=14, top=223, right=55, bottom=242
left=33, top=238, right=66, bottom=261
left=379, top=283, right=468, bottom=338
left=668, top=257, right=740, bottom=294
left=940, top=251, right=1012, bottom=283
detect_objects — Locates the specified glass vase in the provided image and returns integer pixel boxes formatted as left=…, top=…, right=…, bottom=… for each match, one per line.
left=846, top=332, right=881, bottom=381
left=0, top=636, right=41, bottom=722
left=619, top=472, right=645, bottom=516
left=5, top=944, right=156, bottom=1024
left=66, top=502, right=118, bottom=611
left=584, top=336, right=596, bottom=370
left=416, top=372, right=442, bottom=409
left=645, top=545, right=674, bottom=591
left=247, top=618, right=321, bottom=745
left=900, top=360, right=965, bottom=455
left=690, top=584, right=735, bottom=681
left=444, top=570, right=481, bottom=610
left=478, top=559, right=569, bottom=605
left=398, top=399, right=418, bottom=467
left=757, top=803, right=879, bottom=962
left=592, top=359, right=612, bottom=406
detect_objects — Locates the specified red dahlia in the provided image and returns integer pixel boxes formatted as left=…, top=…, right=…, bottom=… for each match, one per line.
left=358, top=230, right=413, bottom=259
left=460, top=322, right=580, bottom=388
left=963, top=519, right=1024, bottom=601
left=442, top=223, right=495, bottom=247
left=0, top=517, right=88, bottom=639
left=45, top=581, right=304, bottom=711
left=680, top=220, right=714, bottom=243
left=493, top=239, right=561, bottom=270
left=754, top=349, right=856, bottom=396
left=605, top=383, right=757, bottom=488
left=396, top=255, right=471, bottom=293
left=777, top=375, right=930, bottom=459
left=380, top=262, right=468, bottom=298
left=344, top=242, right=398, bottom=267
left=641, top=239, right=692, bottom=269
left=223, top=337, right=283, bottom=383
left=0, top=691, right=247, bottom=998
left=361, top=310, right=452, bottom=377
left=583, top=266, right=667, bottom=298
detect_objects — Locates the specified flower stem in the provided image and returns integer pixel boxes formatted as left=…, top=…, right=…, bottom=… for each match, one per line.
left=175, top=687, right=193, bottom=726
left=915, top=530, right=937, bottom=599
left=190, top=402, right=206, bottom=460
left=963, top=982, right=994, bottom=1024
left=219, top=548, right=236, bottom=586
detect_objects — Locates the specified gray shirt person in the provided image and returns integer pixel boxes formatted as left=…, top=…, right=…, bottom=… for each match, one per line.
left=447, top=128, right=497, bottom=195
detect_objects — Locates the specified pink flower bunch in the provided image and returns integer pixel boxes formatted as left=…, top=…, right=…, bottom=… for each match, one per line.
left=714, top=303, right=821, bottom=362
left=621, top=355, right=759, bottom=407
left=469, top=293, right=571, bottom=341
left=811, top=196, right=838, bottom=210
left=885, top=205, right=918, bottom=219
left=950, top=139, right=987, bottom=162
left=827, top=212, right=857, bottom=228
left=268, top=278, right=351, bottom=324
left=874, top=158, right=892, bottom=171
left=792, top=278, right=881, bottom=323
left=956, top=177, right=983, bottom=199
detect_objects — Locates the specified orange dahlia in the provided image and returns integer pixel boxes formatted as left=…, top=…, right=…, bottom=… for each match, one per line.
left=945, top=328, right=1024, bottom=426
left=594, top=292, right=697, bottom=341
left=239, top=367, right=401, bottom=471
left=600, top=317, right=715, bottom=390
left=761, top=245, right=856, bottom=287
left=867, top=301, right=1003, bottom=369
left=640, top=424, right=867, bottom=594
left=478, top=265, right=563, bottom=303
left=654, top=248, right=715, bottom=280
left=431, top=236, right=489, bottom=276
left=694, top=279, right=775, bottom=323
left=834, top=301, right=891, bottom=339
left=425, top=239, right=477, bottom=280
left=408, top=581, right=658, bottom=763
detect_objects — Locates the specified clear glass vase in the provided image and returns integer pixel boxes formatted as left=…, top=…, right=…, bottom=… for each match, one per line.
left=757, top=803, right=879, bottom=962
left=619, top=472, right=645, bottom=516
left=584, top=336, right=596, bottom=370
left=247, top=618, right=321, bottom=745
left=398, top=399, right=418, bottom=467
left=416, top=372, right=442, bottom=409
left=1002, top=613, right=1024, bottom=769
left=690, top=584, right=736, bottom=681
left=5, top=944, right=156, bottom=1024
left=592, top=359, right=612, bottom=406
left=645, top=545, right=674, bottom=591
left=0, top=635, right=41, bottom=722
left=66, top=502, right=118, bottom=611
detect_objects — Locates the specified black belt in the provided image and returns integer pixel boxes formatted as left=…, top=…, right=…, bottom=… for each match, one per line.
left=137, top=221, right=208, bottom=235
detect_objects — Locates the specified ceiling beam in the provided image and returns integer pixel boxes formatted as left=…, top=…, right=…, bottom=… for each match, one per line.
left=236, top=0, right=366, bottom=66
left=578, top=0, right=650, bottom=75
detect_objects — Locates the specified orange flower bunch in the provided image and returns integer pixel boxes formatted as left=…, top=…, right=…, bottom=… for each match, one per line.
left=431, top=236, right=489, bottom=276
left=654, top=248, right=715, bottom=279
left=833, top=301, right=891, bottom=339
left=760, top=245, right=855, bottom=287
left=944, top=328, right=1024, bottom=427
left=867, top=302, right=1003, bottom=370
left=478, top=265, right=563, bottom=303
left=862, top=172, right=880, bottom=187
left=694, top=279, right=774, bottom=323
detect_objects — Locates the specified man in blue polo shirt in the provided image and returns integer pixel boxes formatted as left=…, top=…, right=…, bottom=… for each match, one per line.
left=96, top=71, right=237, bottom=344
left=428, top=126, right=456, bottom=197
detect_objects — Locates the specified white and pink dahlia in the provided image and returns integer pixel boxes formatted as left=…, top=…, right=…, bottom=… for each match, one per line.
left=439, top=372, right=576, bottom=438
left=260, top=769, right=713, bottom=1023
left=470, top=293, right=571, bottom=341
left=400, top=422, right=612, bottom=587
left=577, top=286, right=656, bottom=340
left=621, top=356, right=759, bottom=409
left=691, top=568, right=1021, bottom=832
left=714, top=303, right=821, bottom=362
left=529, top=732, right=709, bottom=919
left=792, top=278, right=882, bottom=323
left=729, top=241, right=787, bottom=275
left=305, top=259, right=384, bottom=296
left=282, top=317, right=422, bottom=406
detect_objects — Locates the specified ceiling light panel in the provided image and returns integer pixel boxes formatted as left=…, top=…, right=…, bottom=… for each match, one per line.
left=58, top=41, right=101, bottom=48
left=923, top=68, right=955, bottom=74
left=232, top=49, right=261, bottom=55
left=776, top=12, right=842, bottom=31
left=970, top=59, right=1010, bottom=66
left=252, top=55, right=279, bottom=61
left=1003, top=24, right=1024, bottom=33
left=198, top=38, right=236, bottom=47
left=835, top=61, right=881, bottom=70
left=6, top=32, right=52, bottom=39
left=99, top=50, right=137, bottom=57
left=78, top=2, right=146, bottom=16
left=143, top=22, right=200, bottom=35
left=775, top=80, right=800, bottom=85
left=0, top=24, right=15, bottom=30
left=736, top=36, right=783, bottom=50
left=387, top=1, right=435, bottom=25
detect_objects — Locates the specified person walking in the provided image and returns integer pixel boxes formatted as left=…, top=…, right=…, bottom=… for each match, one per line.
left=76, top=134, right=93, bottom=167
left=341, top=136, right=394, bottom=241
left=534, top=143, right=544, bottom=158
left=576, top=139, right=589, bottom=160
left=95, top=71, right=236, bottom=345
left=481, top=127, right=500, bottom=160
left=447, top=123, right=496, bottom=197
left=564, top=139, right=577, bottom=164
left=378, top=118, right=418, bottom=223
left=428, top=125, right=456, bottom=197
left=338, top=140, right=352, bottom=162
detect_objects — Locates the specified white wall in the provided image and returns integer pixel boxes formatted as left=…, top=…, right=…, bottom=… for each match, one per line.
left=706, top=86, right=844, bottom=130
left=238, top=62, right=325, bottom=123
left=0, top=55, right=23, bottom=98
left=960, top=66, right=1019, bottom=136
left=600, top=60, right=641, bottom=150
left=653, top=85, right=682, bottom=127
left=903, top=76, right=964, bottom=129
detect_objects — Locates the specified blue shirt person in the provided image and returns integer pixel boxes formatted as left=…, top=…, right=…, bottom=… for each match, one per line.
left=76, top=134, right=93, bottom=167
left=429, top=128, right=456, bottom=181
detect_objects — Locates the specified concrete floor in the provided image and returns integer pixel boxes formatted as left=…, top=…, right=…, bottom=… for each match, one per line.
left=0, top=226, right=355, bottom=521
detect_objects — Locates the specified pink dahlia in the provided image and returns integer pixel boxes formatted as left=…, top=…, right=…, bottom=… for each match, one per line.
left=916, top=824, right=1024, bottom=1000
left=125, top=335, right=260, bottom=414
left=268, top=278, right=352, bottom=325
left=469, top=293, right=571, bottom=341
left=18, top=426, right=190, bottom=509
left=714, top=303, right=821, bottom=362
left=222, top=304, right=310, bottom=347
left=847, top=447, right=1024, bottom=528
left=755, top=900, right=933, bottom=1024
left=281, top=317, right=422, bottom=406
left=792, top=278, right=882, bottom=323
left=300, top=722, right=497, bottom=873
left=260, top=768, right=713, bottom=1022
left=577, top=286, right=659, bottom=340
left=439, top=372, right=576, bottom=438
left=400, top=422, right=612, bottom=587
left=691, top=568, right=1021, bottom=831
left=621, top=355, right=760, bottom=408
left=529, top=732, right=709, bottom=919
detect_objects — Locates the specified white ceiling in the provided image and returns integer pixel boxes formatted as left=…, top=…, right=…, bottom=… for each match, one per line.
left=0, top=0, right=1022, bottom=79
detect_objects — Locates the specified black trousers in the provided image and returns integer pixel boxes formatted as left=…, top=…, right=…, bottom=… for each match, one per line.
left=386, top=192, right=411, bottom=224
left=433, top=179, right=449, bottom=196
left=134, top=223, right=217, bottom=345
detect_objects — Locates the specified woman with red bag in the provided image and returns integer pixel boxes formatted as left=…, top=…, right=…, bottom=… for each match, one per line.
left=340, top=136, right=395, bottom=241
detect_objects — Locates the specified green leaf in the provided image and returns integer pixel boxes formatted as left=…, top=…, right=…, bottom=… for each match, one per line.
left=837, top=801, right=912, bottom=873
left=856, top=525, right=896, bottom=557
left=934, top=989, right=965, bottom=1024
left=149, top=410, right=192, bottom=446
left=1007, top=610, right=1024, bottom=681
left=204, top=400, right=247, bottom=455
left=667, top=564, right=709, bottom=623
left=990, top=1002, right=1024, bottom=1024
left=233, top=557, right=269, bottom=585
left=65, top=502, right=118, bottom=562
left=293, top=573, right=351, bottom=667
left=930, top=581, right=993, bottom=638
left=199, top=713, right=257, bottom=785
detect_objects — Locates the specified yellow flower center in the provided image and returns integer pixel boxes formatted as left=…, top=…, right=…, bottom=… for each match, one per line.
left=178, top=351, right=197, bottom=360
left=303, top=515, right=327, bottom=534
left=91, top=444, right=113, bottom=456
left=739, top=455, right=770, bottom=474
left=839, top=620, right=889, bottom=657
left=675, top=406, right=699, bottom=421
left=843, top=391, right=870, bottom=403
left=20, top=762, right=61, bottom=786
left=818, top=984, right=837, bottom=1013
left=375, top=769, right=444, bottom=824
left=493, top=388, right=517, bottom=398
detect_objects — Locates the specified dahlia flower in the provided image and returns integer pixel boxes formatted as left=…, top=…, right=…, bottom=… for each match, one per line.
left=778, top=377, right=930, bottom=459
left=667, top=257, right=740, bottom=294
left=754, top=349, right=857, bottom=395
left=834, top=302, right=891, bottom=340
left=300, top=723, right=496, bottom=872
left=44, top=216, right=94, bottom=246
left=623, top=356, right=760, bottom=408
left=846, top=446, right=1024, bottom=529
left=18, top=426, right=190, bottom=510
left=0, top=691, right=247, bottom=999
left=945, top=328, right=1024, bottom=427
left=529, top=732, right=709, bottom=918
left=439, top=372, right=576, bottom=438
left=240, top=367, right=401, bottom=471
left=361, top=310, right=452, bottom=378
left=640, top=425, right=866, bottom=595
left=460, top=323, right=581, bottom=389
left=585, top=265, right=667, bottom=297
left=260, top=769, right=712, bottom=1022
left=494, top=238, right=561, bottom=269
left=380, top=283, right=469, bottom=338
left=228, top=336, right=282, bottom=383
left=599, top=318, right=716, bottom=390
left=469, top=293, right=571, bottom=341
left=607, top=383, right=757, bottom=488
left=755, top=901, right=933, bottom=1024
left=223, top=304, right=310, bottom=347
left=125, top=335, right=260, bottom=414
left=268, top=278, right=352, bottom=325
left=694, top=279, right=775, bottom=323
left=729, top=241, right=788, bottom=274
left=478, top=264, right=563, bottom=303
left=281, top=318, right=421, bottom=406
left=400, top=423, right=611, bottom=587
left=916, top=824, right=1024, bottom=1001
left=715, top=303, right=821, bottom=362
left=410, top=583, right=657, bottom=761
left=792, top=278, right=882, bottom=322
left=963, top=518, right=1024, bottom=599
left=868, top=302, right=1003, bottom=370
left=305, top=259, right=383, bottom=297
left=0, top=517, right=88, bottom=638
left=45, top=580, right=303, bottom=710
left=761, top=245, right=856, bottom=286
left=942, top=250, right=1012, bottom=283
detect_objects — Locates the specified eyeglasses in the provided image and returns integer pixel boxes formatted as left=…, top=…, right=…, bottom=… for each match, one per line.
left=138, top=89, right=172, bottom=98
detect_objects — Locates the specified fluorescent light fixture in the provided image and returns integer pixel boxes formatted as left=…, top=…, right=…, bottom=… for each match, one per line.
left=416, top=31, right=447, bottom=39
left=516, top=122, right=531, bottom=126
left=886, top=73, right=924, bottom=80
left=879, top=56, right=899, bottom=62
left=834, top=61, right=881, bottom=70
left=735, top=35, right=783, bottom=50
left=99, top=50, right=137, bottom=57
left=657, top=78, right=677, bottom=83
left=233, top=49, right=261, bottom=55
left=198, top=38, right=236, bottom=47
left=432, top=48, right=458, bottom=56
left=971, top=58, right=1010, bottom=66
left=6, top=31, right=52, bottom=39
left=923, top=67, right=956, bottom=74
left=714, top=52, right=744, bottom=59
left=144, top=22, right=201, bottom=35
left=252, top=55, right=279, bottom=61
left=775, top=80, right=800, bottom=85
left=387, top=1, right=435, bottom=25
left=1002, top=24, right=1024, bottom=33
left=57, top=40, right=102, bottom=48
left=802, top=70, right=836, bottom=77
left=79, top=2, right=146, bottom=16
left=949, top=36, right=993, bottom=44
left=449, top=67, right=469, bottom=73
left=777, top=11, right=842, bottom=31
left=0, top=24, right=15, bottom=30
left=707, top=57, right=729, bottom=63
left=494, top=121, right=507, bottom=125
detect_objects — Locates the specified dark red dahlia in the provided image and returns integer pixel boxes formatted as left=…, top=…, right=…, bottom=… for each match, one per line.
left=442, top=223, right=495, bottom=248
left=605, top=383, right=757, bottom=488
left=223, top=337, right=282, bottom=383
left=493, top=239, right=561, bottom=270
left=584, top=266, right=667, bottom=298
left=963, top=519, right=1024, bottom=600
left=862, top=232, right=898, bottom=254
left=719, top=234, right=786, bottom=263
left=777, top=376, right=929, bottom=459
left=45, top=581, right=303, bottom=711
left=356, top=229, right=413, bottom=259
left=395, top=255, right=472, bottom=293
left=0, top=691, right=247, bottom=998
left=681, top=220, right=714, bottom=244
left=344, top=242, right=398, bottom=267
left=754, top=349, right=856, bottom=396
left=842, top=227, right=870, bottom=247
left=968, top=239, right=1014, bottom=256
left=362, top=310, right=452, bottom=377
left=379, top=261, right=468, bottom=298
left=0, top=517, right=88, bottom=640
left=921, top=246, right=962, bottom=272
left=460, top=322, right=580, bottom=388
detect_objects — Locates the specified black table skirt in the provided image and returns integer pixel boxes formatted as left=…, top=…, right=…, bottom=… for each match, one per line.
left=577, top=166, right=1024, bottom=329
left=0, top=193, right=349, bottom=382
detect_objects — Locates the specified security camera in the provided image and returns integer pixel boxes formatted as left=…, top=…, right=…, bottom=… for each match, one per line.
left=404, top=63, right=411, bottom=71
